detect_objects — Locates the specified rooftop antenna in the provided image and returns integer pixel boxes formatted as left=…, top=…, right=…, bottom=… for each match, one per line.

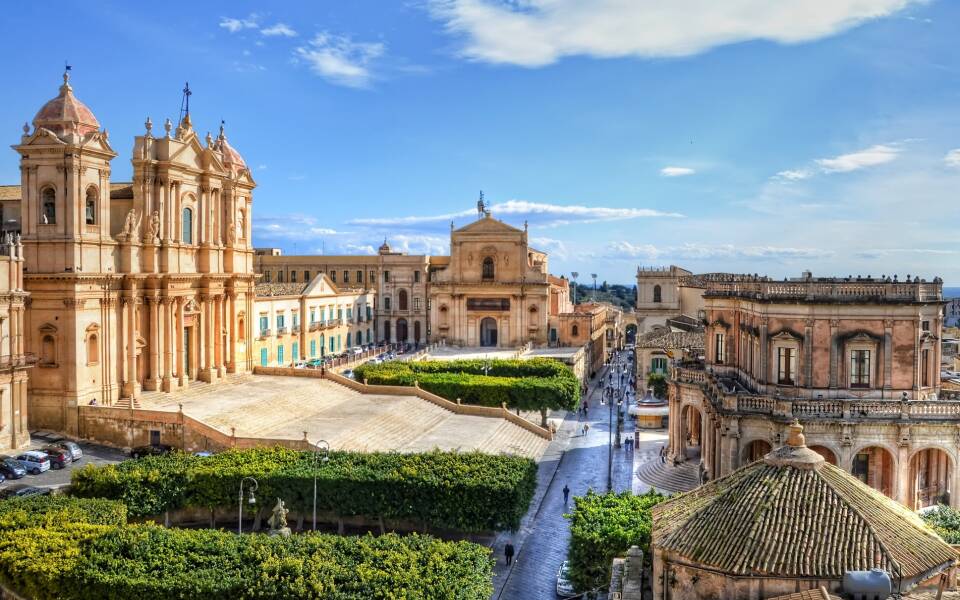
left=178, top=82, right=192, bottom=124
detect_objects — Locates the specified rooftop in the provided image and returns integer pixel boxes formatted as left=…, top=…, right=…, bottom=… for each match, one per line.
left=635, top=330, right=704, bottom=351
left=687, top=272, right=943, bottom=303
left=255, top=282, right=308, bottom=297
left=652, top=422, right=957, bottom=583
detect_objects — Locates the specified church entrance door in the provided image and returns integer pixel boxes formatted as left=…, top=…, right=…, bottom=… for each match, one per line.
left=480, top=317, right=498, bottom=347
left=396, top=319, right=408, bottom=343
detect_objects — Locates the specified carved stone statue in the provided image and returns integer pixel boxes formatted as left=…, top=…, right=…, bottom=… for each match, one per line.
left=149, top=211, right=161, bottom=240
left=267, top=498, right=291, bottom=536
left=122, top=209, right=139, bottom=238
left=227, top=218, right=236, bottom=243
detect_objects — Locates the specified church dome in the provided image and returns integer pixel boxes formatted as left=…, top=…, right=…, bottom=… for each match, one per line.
left=378, top=239, right=392, bottom=254
left=214, top=123, right=247, bottom=175
left=32, top=72, right=100, bottom=137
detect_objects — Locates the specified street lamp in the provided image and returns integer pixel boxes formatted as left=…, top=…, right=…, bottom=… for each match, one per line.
left=312, top=439, right=330, bottom=531
left=591, top=273, right=598, bottom=301
left=238, top=476, right=258, bottom=534
left=482, top=355, right=491, bottom=377
left=571, top=272, right=579, bottom=305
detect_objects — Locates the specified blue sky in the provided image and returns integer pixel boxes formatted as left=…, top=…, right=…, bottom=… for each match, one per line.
left=2, top=1, right=959, bottom=284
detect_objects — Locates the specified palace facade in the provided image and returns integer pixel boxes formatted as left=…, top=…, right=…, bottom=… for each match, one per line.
left=0, top=235, right=29, bottom=452
left=4, top=73, right=256, bottom=434
left=668, top=273, right=957, bottom=510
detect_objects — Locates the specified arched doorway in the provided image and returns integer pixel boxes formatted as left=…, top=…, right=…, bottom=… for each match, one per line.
left=809, top=445, right=838, bottom=465
left=480, top=317, right=498, bottom=347
left=910, top=448, right=953, bottom=509
left=414, top=321, right=421, bottom=345
left=852, top=446, right=896, bottom=498
left=383, top=320, right=391, bottom=342
left=680, top=405, right=703, bottom=460
left=625, top=324, right=637, bottom=345
left=743, top=440, right=771, bottom=464
left=396, top=319, right=408, bottom=343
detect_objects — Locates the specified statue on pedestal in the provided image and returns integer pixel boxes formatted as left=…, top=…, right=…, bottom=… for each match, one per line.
left=267, top=498, right=291, bottom=537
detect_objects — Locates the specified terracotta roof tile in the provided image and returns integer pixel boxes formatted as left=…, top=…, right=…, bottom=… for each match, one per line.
left=770, top=588, right=839, bottom=600
left=255, top=283, right=309, bottom=297
left=636, top=330, right=704, bottom=350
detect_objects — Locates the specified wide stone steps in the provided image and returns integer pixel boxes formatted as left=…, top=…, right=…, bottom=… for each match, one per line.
left=113, top=397, right=141, bottom=409
left=634, top=458, right=699, bottom=494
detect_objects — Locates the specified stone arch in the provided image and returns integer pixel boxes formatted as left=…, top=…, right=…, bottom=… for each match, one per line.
left=808, top=444, right=839, bottom=465
left=40, top=185, right=57, bottom=224
left=742, top=439, right=772, bottom=464
left=84, top=323, right=100, bottom=365
left=679, top=403, right=704, bottom=461
left=908, top=445, right=955, bottom=509
left=850, top=444, right=897, bottom=498
left=482, top=256, right=495, bottom=280
left=480, top=317, right=498, bottom=347
left=653, top=284, right=662, bottom=303
left=84, top=185, right=98, bottom=225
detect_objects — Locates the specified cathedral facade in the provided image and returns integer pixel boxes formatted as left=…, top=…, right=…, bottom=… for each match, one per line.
left=9, top=73, right=256, bottom=434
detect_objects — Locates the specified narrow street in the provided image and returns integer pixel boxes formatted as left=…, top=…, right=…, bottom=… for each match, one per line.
left=495, top=358, right=636, bottom=599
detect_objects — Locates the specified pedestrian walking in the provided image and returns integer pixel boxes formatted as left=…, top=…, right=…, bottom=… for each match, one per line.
left=659, top=446, right=666, bottom=464
left=563, top=484, right=570, bottom=504
left=583, top=423, right=590, bottom=436
left=504, top=543, right=515, bottom=565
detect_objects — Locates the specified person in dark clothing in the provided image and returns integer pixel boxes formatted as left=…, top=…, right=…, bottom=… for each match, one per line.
left=504, top=543, right=515, bottom=565
left=563, top=484, right=570, bottom=504
left=659, top=446, right=666, bottom=464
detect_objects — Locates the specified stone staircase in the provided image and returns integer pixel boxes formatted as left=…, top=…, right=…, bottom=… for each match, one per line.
left=634, top=459, right=700, bottom=493
left=113, top=397, right=141, bottom=409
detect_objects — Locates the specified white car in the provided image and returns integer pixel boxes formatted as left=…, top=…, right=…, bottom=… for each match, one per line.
left=13, top=451, right=51, bottom=475
left=556, top=561, right=576, bottom=597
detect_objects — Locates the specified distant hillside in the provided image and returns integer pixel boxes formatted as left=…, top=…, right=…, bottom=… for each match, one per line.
left=573, top=282, right=635, bottom=310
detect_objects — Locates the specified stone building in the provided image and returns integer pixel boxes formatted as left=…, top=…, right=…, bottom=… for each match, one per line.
left=651, top=422, right=956, bottom=600
left=668, top=272, right=957, bottom=510
left=252, top=274, right=374, bottom=366
left=635, top=265, right=705, bottom=333
left=0, top=235, right=30, bottom=452
left=7, top=73, right=256, bottom=433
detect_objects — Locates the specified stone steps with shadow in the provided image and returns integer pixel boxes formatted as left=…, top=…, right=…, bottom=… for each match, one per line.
left=634, top=458, right=699, bottom=494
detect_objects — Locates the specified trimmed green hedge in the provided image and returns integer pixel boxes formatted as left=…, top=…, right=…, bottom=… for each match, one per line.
left=354, top=358, right=580, bottom=419
left=71, top=447, right=537, bottom=532
left=921, top=504, right=960, bottom=543
left=0, top=495, right=126, bottom=530
left=0, top=521, right=494, bottom=599
left=566, top=490, right=668, bottom=592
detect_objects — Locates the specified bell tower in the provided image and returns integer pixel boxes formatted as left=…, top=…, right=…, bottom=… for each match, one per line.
left=13, top=70, right=116, bottom=274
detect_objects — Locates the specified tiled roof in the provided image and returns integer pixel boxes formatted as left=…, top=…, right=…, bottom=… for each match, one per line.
left=0, top=182, right=134, bottom=201
left=635, top=330, right=704, bottom=350
left=770, top=589, right=839, bottom=600
left=255, top=282, right=308, bottom=297
left=652, top=452, right=957, bottom=581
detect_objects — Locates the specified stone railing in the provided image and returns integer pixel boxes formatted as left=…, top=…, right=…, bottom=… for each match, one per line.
left=322, top=319, right=342, bottom=328
left=702, top=279, right=941, bottom=302
left=309, top=322, right=322, bottom=332
left=674, top=366, right=706, bottom=385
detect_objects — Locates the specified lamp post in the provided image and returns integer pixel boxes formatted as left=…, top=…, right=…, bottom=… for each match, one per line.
left=571, top=272, right=579, bottom=305
left=312, top=439, right=330, bottom=531
left=591, top=273, right=598, bottom=301
left=607, top=353, right=617, bottom=492
left=238, top=476, right=258, bottom=534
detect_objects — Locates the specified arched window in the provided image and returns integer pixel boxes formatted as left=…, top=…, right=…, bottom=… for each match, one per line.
left=237, top=316, right=246, bottom=341
left=41, top=187, right=56, bottom=224
left=398, top=289, right=408, bottom=311
left=653, top=285, right=662, bottom=303
left=572, top=325, right=579, bottom=337
left=41, top=335, right=56, bottom=366
left=182, top=207, right=193, bottom=244
left=482, top=257, right=495, bottom=280
left=86, top=333, right=99, bottom=365
left=85, top=187, right=97, bottom=225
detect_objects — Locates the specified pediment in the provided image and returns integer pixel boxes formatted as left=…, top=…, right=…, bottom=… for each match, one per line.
left=18, top=128, right=67, bottom=147
left=770, top=330, right=802, bottom=341
left=85, top=323, right=100, bottom=333
left=39, top=323, right=58, bottom=334
left=454, top=216, right=523, bottom=235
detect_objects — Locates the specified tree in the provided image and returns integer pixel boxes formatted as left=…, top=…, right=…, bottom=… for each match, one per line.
left=647, top=373, right=668, bottom=399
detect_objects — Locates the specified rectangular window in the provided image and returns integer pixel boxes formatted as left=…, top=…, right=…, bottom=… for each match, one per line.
left=277, top=271, right=284, bottom=283
left=264, top=271, right=272, bottom=283
left=852, top=453, right=869, bottom=483
left=292, top=313, right=299, bottom=328
left=330, top=271, right=336, bottom=283
left=291, top=271, right=297, bottom=283
left=259, top=316, right=268, bottom=335
left=922, top=349, right=930, bottom=387
left=357, top=270, right=363, bottom=283
left=369, top=270, right=375, bottom=283
left=277, top=314, right=285, bottom=329
left=310, top=309, right=316, bottom=324
left=384, top=297, right=391, bottom=310
left=343, top=270, right=349, bottom=283
left=413, top=297, right=422, bottom=311
left=347, top=308, right=353, bottom=320
left=777, top=347, right=796, bottom=385
left=850, top=350, right=871, bottom=388
left=337, top=308, right=343, bottom=320
left=304, top=271, right=310, bottom=282
left=278, top=345, right=285, bottom=365
left=383, top=271, right=390, bottom=282
left=715, top=333, right=725, bottom=364
left=651, top=357, right=668, bottom=375
left=329, top=337, right=335, bottom=352
left=414, top=271, right=421, bottom=283
left=366, top=306, right=372, bottom=320
left=310, top=340, right=316, bottom=357
left=260, top=348, right=268, bottom=366
left=292, top=342, right=299, bottom=361
left=922, top=320, right=930, bottom=331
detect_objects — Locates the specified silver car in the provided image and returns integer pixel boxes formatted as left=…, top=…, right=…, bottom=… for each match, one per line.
left=52, top=440, right=83, bottom=462
left=556, top=561, right=576, bottom=597
left=14, top=451, right=51, bottom=475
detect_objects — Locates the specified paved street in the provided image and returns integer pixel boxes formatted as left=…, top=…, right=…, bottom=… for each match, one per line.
left=494, top=358, right=636, bottom=600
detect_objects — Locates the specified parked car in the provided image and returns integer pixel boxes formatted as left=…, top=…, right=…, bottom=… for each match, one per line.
left=12, top=451, right=51, bottom=475
left=0, top=485, right=51, bottom=500
left=49, top=439, right=83, bottom=462
left=193, top=451, right=214, bottom=458
left=342, top=369, right=354, bottom=379
left=130, top=444, right=173, bottom=459
left=306, top=358, right=324, bottom=369
left=293, top=361, right=309, bottom=369
left=0, top=457, right=27, bottom=480
left=556, top=561, right=576, bottom=597
left=40, top=446, right=72, bottom=470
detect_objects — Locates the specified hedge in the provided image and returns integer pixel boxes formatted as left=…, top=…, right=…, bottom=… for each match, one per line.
left=566, top=490, right=668, bottom=592
left=71, top=447, right=537, bottom=532
left=354, top=358, right=580, bottom=423
left=0, top=495, right=126, bottom=530
left=921, top=504, right=960, bottom=543
left=0, top=521, right=494, bottom=599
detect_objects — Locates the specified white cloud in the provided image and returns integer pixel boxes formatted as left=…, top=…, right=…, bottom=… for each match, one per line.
left=253, top=216, right=340, bottom=241
left=348, top=199, right=682, bottom=230
left=774, top=169, right=812, bottom=181
left=261, top=23, right=298, bottom=37
left=294, top=32, right=385, bottom=88
left=220, top=15, right=259, bottom=33
left=815, top=144, right=900, bottom=173
left=944, top=149, right=960, bottom=168
left=660, top=166, right=695, bottom=177
left=855, top=248, right=959, bottom=259
left=257, top=164, right=267, bottom=171
left=605, top=241, right=832, bottom=261
left=427, top=0, right=923, bottom=67
left=530, top=237, right=569, bottom=259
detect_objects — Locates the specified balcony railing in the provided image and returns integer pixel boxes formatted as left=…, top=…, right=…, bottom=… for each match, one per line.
left=258, top=329, right=272, bottom=339
left=276, top=326, right=288, bottom=335
left=309, top=322, right=322, bottom=332
left=698, top=278, right=942, bottom=302
left=292, top=325, right=301, bottom=334
left=0, top=353, right=37, bottom=369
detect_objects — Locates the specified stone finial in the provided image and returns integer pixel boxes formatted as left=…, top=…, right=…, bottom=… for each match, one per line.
left=218, top=120, right=226, bottom=140
left=145, top=117, right=153, bottom=136
left=22, top=122, right=29, bottom=135
left=786, top=419, right=805, bottom=447
left=205, top=131, right=213, bottom=147
left=164, top=118, right=172, bottom=138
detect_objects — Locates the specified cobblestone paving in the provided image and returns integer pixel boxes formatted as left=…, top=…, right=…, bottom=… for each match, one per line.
left=495, top=360, right=637, bottom=600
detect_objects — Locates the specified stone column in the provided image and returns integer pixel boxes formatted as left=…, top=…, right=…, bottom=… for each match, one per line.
left=177, top=297, right=187, bottom=386
left=226, top=292, right=236, bottom=372
left=122, top=296, right=138, bottom=399
left=215, top=294, right=224, bottom=377
left=146, top=295, right=160, bottom=391
left=174, top=182, right=182, bottom=243
left=803, top=319, right=814, bottom=388
left=200, top=295, right=213, bottom=382
left=896, top=445, right=911, bottom=507
left=883, top=319, right=894, bottom=392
